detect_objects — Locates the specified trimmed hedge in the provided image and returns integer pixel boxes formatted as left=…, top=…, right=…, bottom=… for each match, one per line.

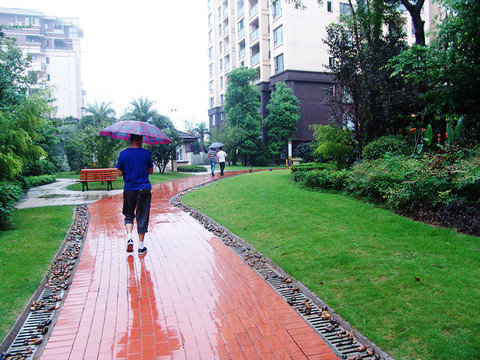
left=177, top=165, right=207, bottom=173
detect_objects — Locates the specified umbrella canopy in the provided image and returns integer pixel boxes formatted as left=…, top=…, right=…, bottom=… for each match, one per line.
left=209, top=142, right=224, bottom=149
left=100, top=120, right=171, bottom=145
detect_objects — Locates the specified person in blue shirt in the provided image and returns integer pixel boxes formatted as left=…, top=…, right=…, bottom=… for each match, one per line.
left=117, top=133, right=153, bottom=255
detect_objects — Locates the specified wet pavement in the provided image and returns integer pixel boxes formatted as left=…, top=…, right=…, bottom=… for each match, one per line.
left=36, top=173, right=339, bottom=359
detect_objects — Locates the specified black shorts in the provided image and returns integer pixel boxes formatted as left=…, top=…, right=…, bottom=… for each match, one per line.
left=122, top=189, right=152, bottom=234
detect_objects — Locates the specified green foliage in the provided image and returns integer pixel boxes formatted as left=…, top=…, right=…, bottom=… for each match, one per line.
left=0, top=182, right=23, bottom=230
left=311, top=125, right=354, bottom=169
left=177, top=165, right=207, bottom=173
left=293, top=168, right=349, bottom=191
left=263, top=82, right=300, bottom=157
left=148, top=127, right=181, bottom=173
left=362, top=135, right=413, bottom=160
left=22, top=159, right=58, bottom=176
left=0, top=37, right=37, bottom=109
left=223, top=67, right=263, bottom=165
left=15, top=175, right=56, bottom=190
left=292, top=143, right=315, bottom=163
left=80, top=101, right=116, bottom=129
left=290, top=162, right=337, bottom=173
left=65, top=125, right=122, bottom=171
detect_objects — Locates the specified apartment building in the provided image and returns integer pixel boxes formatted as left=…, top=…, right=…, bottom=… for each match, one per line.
left=0, top=7, right=83, bottom=120
left=207, top=0, right=439, bottom=143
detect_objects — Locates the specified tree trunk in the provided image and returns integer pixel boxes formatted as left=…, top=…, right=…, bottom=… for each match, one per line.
left=399, top=0, right=426, bottom=46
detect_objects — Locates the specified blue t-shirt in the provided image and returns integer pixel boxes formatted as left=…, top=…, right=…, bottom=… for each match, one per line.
left=117, top=147, right=153, bottom=191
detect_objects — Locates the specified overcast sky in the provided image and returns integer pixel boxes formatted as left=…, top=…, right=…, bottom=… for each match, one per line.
left=1, top=0, right=209, bottom=130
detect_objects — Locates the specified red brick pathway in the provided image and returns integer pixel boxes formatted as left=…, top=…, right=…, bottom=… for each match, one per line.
left=41, top=173, right=339, bottom=359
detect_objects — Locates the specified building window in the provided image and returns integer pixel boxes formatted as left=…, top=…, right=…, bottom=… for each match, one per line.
left=219, top=58, right=223, bottom=71
left=274, top=54, right=284, bottom=74
left=220, top=76, right=224, bottom=89
left=327, top=1, right=332, bottom=12
left=329, top=57, right=334, bottom=68
left=209, top=63, right=213, bottom=75
left=208, top=13, right=212, bottom=26
left=208, top=0, right=212, bottom=9
left=340, top=3, right=351, bottom=15
left=238, top=18, right=245, bottom=37
left=220, top=94, right=224, bottom=104
left=209, top=98, right=215, bottom=108
left=208, top=30, right=212, bottom=42
left=208, top=46, right=213, bottom=59
left=273, top=25, right=283, bottom=46
left=218, top=6, right=222, bottom=18
left=47, top=74, right=51, bottom=81
left=273, top=0, right=282, bottom=19
left=209, top=80, right=214, bottom=92
left=46, top=57, right=50, bottom=64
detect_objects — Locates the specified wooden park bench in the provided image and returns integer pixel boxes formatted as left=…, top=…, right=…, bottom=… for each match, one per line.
left=77, top=168, right=118, bottom=192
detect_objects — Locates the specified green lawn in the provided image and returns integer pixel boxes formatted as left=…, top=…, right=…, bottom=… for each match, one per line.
left=0, top=206, right=74, bottom=341
left=182, top=170, right=480, bottom=360
left=56, top=171, right=193, bottom=191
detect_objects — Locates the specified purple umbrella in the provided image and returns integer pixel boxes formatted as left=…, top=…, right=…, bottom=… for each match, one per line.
left=100, top=120, right=171, bottom=145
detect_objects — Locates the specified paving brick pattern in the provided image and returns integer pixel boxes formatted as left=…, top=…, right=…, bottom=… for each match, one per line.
left=41, top=173, right=338, bottom=359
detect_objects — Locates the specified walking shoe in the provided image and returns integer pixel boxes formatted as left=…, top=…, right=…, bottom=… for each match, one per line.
left=138, top=246, right=147, bottom=255
left=126, top=239, right=134, bottom=253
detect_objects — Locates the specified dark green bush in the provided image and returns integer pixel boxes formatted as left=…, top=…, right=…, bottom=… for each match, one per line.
left=362, top=135, right=413, bottom=160
left=177, top=165, right=207, bottom=173
left=0, top=182, right=23, bottom=230
left=15, top=175, right=56, bottom=190
left=291, top=162, right=336, bottom=173
left=293, top=143, right=315, bottom=163
left=22, top=159, right=58, bottom=176
left=294, top=169, right=349, bottom=191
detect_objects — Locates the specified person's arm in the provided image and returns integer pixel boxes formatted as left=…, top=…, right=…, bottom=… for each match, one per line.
left=149, top=167, right=153, bottom=175
left=117, top=169, right=123, bottom=177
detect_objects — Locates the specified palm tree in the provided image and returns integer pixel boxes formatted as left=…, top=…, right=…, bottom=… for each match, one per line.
left=121, top=97, right=158, bottom=122
left=193, top=122, right=209, bottom=153
left=82, top=101, right=116, bottom=128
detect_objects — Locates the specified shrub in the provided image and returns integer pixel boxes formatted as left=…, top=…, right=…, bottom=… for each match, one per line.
left=15, top=175, right=56, bottom=190
left=291, top=162, right=336, bottom=173
left=362, top=135, right=413, bottom=160
left=0, top=182, right=23, bottom=230
left=293, top=143, right=315, bottom=163
left=22, top=159, right=58, bottom=176
left=295, top=169, right=349, bottom=191
left=177, top=165, right=207, bottom=173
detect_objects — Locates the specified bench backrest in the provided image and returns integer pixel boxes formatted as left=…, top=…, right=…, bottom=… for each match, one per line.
left=79, top=168, right=118, bottom=181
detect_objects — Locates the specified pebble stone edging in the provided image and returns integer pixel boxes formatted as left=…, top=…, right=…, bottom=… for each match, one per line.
left=170, top=188, right=395, bottom=360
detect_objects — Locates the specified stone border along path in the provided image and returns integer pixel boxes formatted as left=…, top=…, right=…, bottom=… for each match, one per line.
left=1, top=205, right=89, bottom=360
left=170, top=189, right=394, bottom=360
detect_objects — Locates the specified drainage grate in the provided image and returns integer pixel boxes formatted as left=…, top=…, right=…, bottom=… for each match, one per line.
left=172, top=191, right=389, bottom=360
left=2, top=205, right=88, bottom=360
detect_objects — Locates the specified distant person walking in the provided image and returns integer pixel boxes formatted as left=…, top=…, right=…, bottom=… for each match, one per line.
left=116, top=133, right=153, bottom=255
left=207, top=148, right=217, bottom=176
left=216, top=147, right=228, bottom=176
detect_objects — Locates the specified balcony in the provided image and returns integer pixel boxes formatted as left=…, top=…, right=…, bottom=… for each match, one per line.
left=250, top=28, right=259, bottom=41
left=238, top=27, right=245, bottom=38
left=223, top=6, right=229, bottom=17
left=225, top=62, right=231, bottom=71
left=223, top=24, right=230, bottom=35
left=239, top=48, right=246, bottom=58
left=250, top=3, right=259, bottom=17
left=238, top=7, right=244, bottom=18
left=224, top=42, right=230, bottom=53
left=251, top=53, right=260, bottom=65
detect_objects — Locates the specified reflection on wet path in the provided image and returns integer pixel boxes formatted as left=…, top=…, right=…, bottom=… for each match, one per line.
left=41, top=173, right=338, bottom=359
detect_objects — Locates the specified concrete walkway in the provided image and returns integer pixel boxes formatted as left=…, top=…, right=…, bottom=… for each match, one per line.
left=38, top=173, right=339, bottom=359
left=16, top=179, right=123, bottom=209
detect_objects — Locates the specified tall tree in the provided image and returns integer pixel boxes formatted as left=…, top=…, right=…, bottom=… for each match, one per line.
left=122, top=97, right=158, bottom=122
left=223, top=67, right=262, bottom=165
left=81, top=101, right=116, bottom=128
left=263, top=82, right=300, bottom=161
left=324, top=0, right=409, bottom=154
left=193, top=122, right=209, bottom=153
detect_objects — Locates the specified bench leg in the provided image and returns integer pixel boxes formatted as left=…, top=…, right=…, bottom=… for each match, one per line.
left=107, top=181, right=112, bottom=191
left=82, top=182, right=88, bottom=192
